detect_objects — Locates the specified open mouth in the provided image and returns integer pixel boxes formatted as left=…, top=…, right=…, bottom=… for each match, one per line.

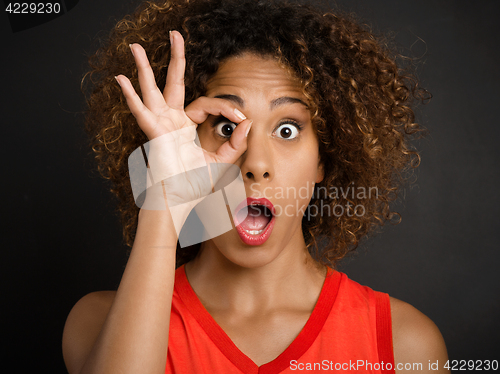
left=234, top=198, right=276, bottom=246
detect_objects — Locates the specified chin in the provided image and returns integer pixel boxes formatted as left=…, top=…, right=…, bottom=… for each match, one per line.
left=209, top=230, right=286, bottom=269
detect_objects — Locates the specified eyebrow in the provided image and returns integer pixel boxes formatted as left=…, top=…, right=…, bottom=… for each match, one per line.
left=214, top=94, right=245, bottom=108
left=214, top=94, right=308, bottom=110
left=270, top=97, right=309, bottom=110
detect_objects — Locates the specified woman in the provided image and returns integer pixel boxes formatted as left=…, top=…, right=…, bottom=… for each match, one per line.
left=63, top=0, right=448, bottom=372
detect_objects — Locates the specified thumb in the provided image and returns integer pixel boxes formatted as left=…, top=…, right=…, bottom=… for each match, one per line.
left=211, top=120, right=252, bottom=164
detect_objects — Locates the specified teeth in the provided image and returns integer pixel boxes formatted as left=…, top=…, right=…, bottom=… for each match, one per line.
left=245, top=229, right=264, bottom=235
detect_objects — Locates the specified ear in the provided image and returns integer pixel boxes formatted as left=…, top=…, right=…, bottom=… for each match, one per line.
left=315, top=157, right=324, bottom=184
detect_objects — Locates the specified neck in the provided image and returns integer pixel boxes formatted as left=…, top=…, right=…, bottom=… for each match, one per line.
left=184, top=233, right=326, bottom=316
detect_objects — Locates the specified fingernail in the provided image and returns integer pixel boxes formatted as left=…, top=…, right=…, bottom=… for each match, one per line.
left=234, top=108, right=246, bottom=120
left=245, top=121, right=253, bottom=137
left=114, top=76, right=121, bottom=86
left=129, top=44, right=135, bottom=56
left=169, top=30, right=173, bottom=45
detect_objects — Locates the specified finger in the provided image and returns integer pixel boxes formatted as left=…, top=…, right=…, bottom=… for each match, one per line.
left=163, top=30, right=186, bottom=110
left=210, top=119, right=252, bottom=164
left=185, top=97, right=247, bottom=125
left=115, top=75, right=158, bottom=139
left=130, top=43, right=166, bottom=111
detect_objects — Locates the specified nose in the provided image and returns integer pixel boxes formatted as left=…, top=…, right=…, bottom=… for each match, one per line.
left=240, top=130, right=274, bottom=183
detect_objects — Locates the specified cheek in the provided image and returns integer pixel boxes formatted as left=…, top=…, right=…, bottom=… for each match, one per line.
left=298, top=150, right=321, bottom=190
left=278, top=146, right=320, bottom=196
left=294, top=140, right=321, bottom=179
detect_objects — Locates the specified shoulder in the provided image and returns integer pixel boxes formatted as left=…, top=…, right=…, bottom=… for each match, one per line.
left=390, top=297, right=449, bottom=373
left=62, top=291, right=116, bottom=374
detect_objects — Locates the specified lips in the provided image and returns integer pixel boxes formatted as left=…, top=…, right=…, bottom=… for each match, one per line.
left=234, top=197, right=276, bottom=246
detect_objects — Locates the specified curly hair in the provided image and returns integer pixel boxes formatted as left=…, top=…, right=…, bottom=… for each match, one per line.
left=84, top=0, right=428, bottom=268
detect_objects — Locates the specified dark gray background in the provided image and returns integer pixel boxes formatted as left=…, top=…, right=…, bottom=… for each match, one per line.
left=2, top=0, right=499, bottom=372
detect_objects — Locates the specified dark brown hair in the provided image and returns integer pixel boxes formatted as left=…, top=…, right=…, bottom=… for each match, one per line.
left=84, top=0, right=428, bottom=267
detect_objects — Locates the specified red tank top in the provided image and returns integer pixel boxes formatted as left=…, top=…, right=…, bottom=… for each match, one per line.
left=166, top=266, right=395, bottom=373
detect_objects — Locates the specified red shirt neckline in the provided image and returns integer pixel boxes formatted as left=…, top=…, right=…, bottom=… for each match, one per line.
left=174, top=265, right=341, bottom=374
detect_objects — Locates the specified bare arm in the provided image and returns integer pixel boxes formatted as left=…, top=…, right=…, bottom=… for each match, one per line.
left=391, top=297, right=449, bottom=374
left=63, top=209, right=179, bottom=374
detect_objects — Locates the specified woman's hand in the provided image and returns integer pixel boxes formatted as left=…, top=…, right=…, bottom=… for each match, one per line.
left=115, top=31, right=251, bottom=210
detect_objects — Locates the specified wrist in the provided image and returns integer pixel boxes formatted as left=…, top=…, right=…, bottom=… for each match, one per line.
left=138, top=199, right=199, bottom=241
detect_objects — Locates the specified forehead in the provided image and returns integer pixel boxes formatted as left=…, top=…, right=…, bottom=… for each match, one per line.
left=205, top=53, right=306, bottom=104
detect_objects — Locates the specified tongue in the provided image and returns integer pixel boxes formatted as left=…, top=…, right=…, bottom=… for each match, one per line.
left=237, top=205, right=271, bottom=231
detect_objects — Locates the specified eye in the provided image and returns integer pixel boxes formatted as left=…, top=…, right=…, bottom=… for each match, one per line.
left=273, top=122, right=300, bottom=140
left=214, top=120, right=237, bottom=138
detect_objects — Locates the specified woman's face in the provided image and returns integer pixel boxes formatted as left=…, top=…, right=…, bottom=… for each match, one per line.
left=196, top=53, right=323, bottom=269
